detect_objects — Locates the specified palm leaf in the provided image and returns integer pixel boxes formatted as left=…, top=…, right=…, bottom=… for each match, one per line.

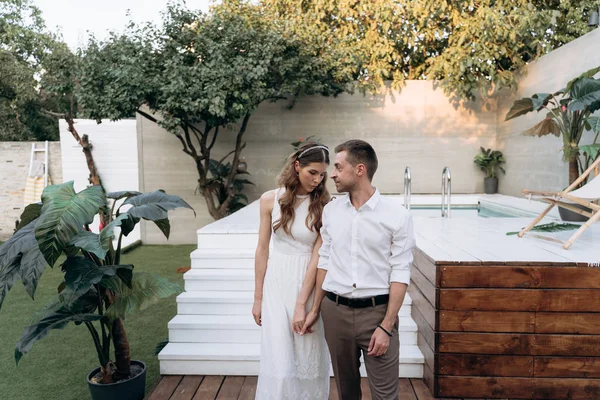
left=506, top=222, right=580, bottom=236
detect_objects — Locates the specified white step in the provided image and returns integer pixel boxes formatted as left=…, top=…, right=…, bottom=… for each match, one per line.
left=159, top=343, right=424, bottom=377
left=184, top=269, right=254, bottom=291
left=190, top=249, right=255, bottom=269
left=196, top=233, right=258, bottom=250
left=167, top=314, right=418, bottom=345
left=176, top=291, right=413, bottom=316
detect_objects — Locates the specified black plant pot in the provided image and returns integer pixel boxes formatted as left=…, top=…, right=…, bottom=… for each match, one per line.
left=88, top=360, right=147, bottom=400
left=484, top=177, right=498, bottom=194
left=558, top=204, right=592, bottom=222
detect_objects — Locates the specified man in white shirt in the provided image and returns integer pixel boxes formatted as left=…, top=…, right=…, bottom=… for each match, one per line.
left=302, top=139, right=415, bottom=400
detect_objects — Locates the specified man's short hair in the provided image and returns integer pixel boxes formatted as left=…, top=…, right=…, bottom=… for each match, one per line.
left=335, top=140, right=378, bottom=181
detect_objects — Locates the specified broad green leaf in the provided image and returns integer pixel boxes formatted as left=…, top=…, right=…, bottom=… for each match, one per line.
left=15, top=203, right=42, bottom=233
left=580, top=144, right=600, bottom=161
left=124, top=190, right=195, bottom=221
left=61, top=256, right=133, bottom=305
left=0, top=222, right=49, bottom=304
left=0, top=256, right=21, bottom=311
left=531, top=93, right=552, bottom=111
left=68, top=214, right=129, bottom=259
left=565, top=66, right=600, bottom=93
left=104, top=272, right=182, bottom=320
left=153, top=219, right=171, bottom=239
left=34, top=182, right=106, bottom=267
left=586, top=116, right=600, bottom=133
left=505, top=98, right=534, bottom=121
left=15, top=311, right=102, bottom=365
left=568, top=78, right=600, bottom=111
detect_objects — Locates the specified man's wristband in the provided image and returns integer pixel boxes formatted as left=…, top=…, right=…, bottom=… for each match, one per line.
left=377, top=324, right=392, bottom=337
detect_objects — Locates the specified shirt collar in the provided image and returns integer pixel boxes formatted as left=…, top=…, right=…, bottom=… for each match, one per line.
left=342, top=187, right=381, bottom=210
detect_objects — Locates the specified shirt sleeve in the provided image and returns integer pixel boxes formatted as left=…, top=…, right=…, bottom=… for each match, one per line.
left=317, top=203, right=332, bottom=271
left=389, top=213, right=415, bottom=284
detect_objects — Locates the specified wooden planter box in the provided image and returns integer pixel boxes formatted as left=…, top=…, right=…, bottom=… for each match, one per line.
left=410, top=248, right=600, bottom=399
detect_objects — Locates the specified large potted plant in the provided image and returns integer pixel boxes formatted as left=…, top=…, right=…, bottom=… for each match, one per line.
left=474, top=147, right=506, bottom=194
left=505, top=66, right=600, bottom=221
left=0, top=182, right=194, bottom=400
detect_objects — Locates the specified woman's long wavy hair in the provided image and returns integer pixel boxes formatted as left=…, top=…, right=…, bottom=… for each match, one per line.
left=273, top=142, right=331, bottom=236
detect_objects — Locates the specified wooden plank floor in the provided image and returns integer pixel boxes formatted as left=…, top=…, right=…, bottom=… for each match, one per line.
left=146, top=376, right=488, bottom=399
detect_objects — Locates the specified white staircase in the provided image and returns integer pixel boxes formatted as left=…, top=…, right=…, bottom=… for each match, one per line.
left=159, top=201, right=424, bottom=377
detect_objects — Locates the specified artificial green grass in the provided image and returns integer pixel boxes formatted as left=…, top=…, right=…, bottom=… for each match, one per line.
left=0, top=244, right=196, bottom=400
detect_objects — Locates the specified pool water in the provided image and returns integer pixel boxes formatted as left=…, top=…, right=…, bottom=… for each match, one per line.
left=409, top=205, right=517, bottom=218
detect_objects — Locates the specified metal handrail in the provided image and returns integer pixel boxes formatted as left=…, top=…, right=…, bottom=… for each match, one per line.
left=404, top=166, right=411, bottom=211
left=441, top=167, right=451, bottom=217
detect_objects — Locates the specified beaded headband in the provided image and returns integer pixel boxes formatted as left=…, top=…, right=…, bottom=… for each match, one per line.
left=297, top=145, right=330, bottom=159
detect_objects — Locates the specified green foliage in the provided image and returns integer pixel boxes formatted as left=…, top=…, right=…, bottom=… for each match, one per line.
left=505, top=66, right=600, bottom=184
left=76, top=0, right=354, bottom=219
left=0, top=182, right=193, bottom=383
left=473, top=147, right=506, bottom=179
left=263, top=0, right=599, bottom=99
left=0, top=0, right=67, bottom=140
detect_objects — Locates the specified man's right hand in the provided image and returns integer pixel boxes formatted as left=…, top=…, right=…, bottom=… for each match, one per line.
left=300, top=309, right=319, bottom=335
left=252, top=300, right=262, bottom=326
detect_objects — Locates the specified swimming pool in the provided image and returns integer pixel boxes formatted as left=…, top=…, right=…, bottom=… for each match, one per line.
left=409, top=205, right=518, bottom=218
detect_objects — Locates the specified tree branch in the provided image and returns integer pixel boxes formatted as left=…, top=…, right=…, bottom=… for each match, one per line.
left=135, top=108, right=158, bottom=124
left=217, top=113, right=251, bottom=215
left=208, top=125, right=219, bottom=150
left=173, top=133, right=194, bottom=157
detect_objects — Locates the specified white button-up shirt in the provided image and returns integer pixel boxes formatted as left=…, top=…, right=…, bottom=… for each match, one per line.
left=317, top=189, right=415, bottom=298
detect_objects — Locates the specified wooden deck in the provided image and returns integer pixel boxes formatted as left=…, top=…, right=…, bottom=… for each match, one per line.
left=146, top=376, right=477, bottom=399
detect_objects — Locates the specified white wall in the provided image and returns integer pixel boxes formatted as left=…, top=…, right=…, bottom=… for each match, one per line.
left=59, top=119, right=141, bottom=246
left=139, top=81, right=498, bottom=244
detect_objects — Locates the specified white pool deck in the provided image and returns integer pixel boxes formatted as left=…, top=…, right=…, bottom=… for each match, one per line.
left=200, top=194, right=599, bottom=264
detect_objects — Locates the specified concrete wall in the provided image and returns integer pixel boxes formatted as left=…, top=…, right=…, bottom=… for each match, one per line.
left=59, top=119, right=141, bottom=246
left=497, top=28, right=600, bottom=196
left=0, top=142, right=62, bottom=240
left=139, top=81, right=498, bottom=244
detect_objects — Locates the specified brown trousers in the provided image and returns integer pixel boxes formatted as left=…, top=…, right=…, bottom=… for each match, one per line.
left=321, top=296, right=399, bottom=400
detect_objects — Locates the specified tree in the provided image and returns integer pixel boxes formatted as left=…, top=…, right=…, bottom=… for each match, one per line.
left=0, top=0, right=61, bottom=140
left=76, top=0, right=354, bottom=220
left=262, top=0, right=600, bottom=99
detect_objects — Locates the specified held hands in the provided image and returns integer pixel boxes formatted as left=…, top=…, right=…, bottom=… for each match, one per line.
left=368, top=324, right=391, bottom=357
left=252, top=299, right=262, bottom=326
left=292, top=303, right=307, bottom=334
left=299, top=309, right=319, bottom=335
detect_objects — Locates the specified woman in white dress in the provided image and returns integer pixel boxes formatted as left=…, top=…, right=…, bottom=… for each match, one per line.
left=253, top=142, right=331, bottom=399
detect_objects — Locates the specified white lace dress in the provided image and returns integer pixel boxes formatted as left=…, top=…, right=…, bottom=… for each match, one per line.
left=255, top=188, right=330, bottom=400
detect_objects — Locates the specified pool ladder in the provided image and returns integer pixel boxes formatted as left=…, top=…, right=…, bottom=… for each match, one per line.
left=441, top=167, right=451, bottom=217
left=404, top=166, right=411, bottom=211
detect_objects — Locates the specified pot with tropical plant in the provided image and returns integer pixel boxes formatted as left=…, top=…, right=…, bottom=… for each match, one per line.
left=505, top=66, right=600, bottom=221
left=0, top=182, right=194, bottom=400
left=474, top=147, right=506, bottom=194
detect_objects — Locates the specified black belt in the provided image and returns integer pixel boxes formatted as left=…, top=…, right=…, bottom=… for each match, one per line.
left=326, top=291, right=389, bottom=308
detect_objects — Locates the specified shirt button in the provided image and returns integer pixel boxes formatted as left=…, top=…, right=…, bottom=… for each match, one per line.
left=352, top=283, right=356, bottom=288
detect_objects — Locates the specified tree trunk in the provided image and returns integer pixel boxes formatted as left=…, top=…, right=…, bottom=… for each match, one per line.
left=63, top=113, right=131, bottom=380
left=112, top=318, right=131, bottom=380
left=569, top=157, right=579, bottom=185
